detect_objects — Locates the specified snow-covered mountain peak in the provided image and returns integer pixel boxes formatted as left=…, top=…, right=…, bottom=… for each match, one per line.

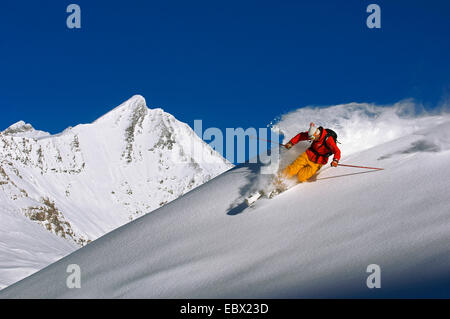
left=93, top=94, right=148, bottom=126
left=0, top=95, right=232, bottom=289
left=1, top=121, right=50, bottom=139
left=3, top=120, right=32, bottom=132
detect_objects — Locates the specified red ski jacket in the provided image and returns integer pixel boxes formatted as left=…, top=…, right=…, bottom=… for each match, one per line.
left=289, top=127, right=341, bottom=164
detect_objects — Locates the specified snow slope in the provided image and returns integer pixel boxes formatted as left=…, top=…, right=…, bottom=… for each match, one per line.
left=2, top=102, right=450, bottom=298
left=0, top=95, right=231, bottom=289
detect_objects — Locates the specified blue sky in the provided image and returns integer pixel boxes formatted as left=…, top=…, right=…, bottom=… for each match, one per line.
left=0, top=0, right=449, bottom=136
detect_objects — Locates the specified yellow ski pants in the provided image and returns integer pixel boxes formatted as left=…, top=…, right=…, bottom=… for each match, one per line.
left=282, top=152, right=322, bottom=182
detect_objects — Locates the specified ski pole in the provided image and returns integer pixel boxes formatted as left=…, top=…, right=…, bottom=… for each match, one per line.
left=338, top=164, right=384, bottom=170
left=250, top=135, right=285, bottom=147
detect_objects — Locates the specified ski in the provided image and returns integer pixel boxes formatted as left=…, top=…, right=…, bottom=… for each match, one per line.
left=245, top=191, right=263, bottom=206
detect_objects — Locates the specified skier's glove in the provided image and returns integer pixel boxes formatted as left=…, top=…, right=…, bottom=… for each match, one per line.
left=285, top=142, right=293, bottom=149
left=331, top=159, right=339, bottom=167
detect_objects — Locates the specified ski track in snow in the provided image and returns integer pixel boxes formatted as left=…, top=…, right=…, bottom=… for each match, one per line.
left=1, top=101, right=450, bottom=298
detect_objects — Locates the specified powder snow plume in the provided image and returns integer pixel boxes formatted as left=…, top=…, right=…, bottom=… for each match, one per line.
left=270, top=100, right=450, bottom=158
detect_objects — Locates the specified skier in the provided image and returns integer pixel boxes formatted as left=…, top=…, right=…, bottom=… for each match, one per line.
left=282, top=122, right=341, bottom=182
left=246, top=122, right=342, bottom=205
